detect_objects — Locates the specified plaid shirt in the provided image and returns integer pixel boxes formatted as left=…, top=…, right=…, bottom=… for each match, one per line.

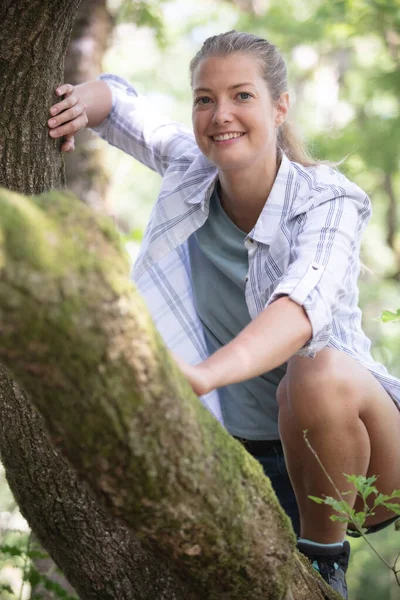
left=94, top=74, right=400, bottom=423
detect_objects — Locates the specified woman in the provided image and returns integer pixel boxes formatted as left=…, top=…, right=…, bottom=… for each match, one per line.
left=48, top=31, right=400, bottom=599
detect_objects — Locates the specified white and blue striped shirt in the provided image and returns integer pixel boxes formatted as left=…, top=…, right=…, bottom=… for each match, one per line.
left=93, top=74, right=400, bottom=423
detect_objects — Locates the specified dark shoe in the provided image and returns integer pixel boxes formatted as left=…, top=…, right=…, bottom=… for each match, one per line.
left=297, top=539, right=350, bottom=599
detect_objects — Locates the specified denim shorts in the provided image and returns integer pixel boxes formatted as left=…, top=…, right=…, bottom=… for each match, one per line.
left=249, top=443, right=301, bottom=537
left=245, top=442, right=399, bottom=538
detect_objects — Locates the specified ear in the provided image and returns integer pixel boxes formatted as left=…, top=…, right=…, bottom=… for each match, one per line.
left=275, top=92, right=289, bottom=127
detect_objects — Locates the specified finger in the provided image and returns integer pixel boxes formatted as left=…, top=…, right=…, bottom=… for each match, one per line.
left=48, top=113, right=88, bottom=139
left=61, top=139, right=75, bottom=153
left=56, top=83, right=74, bottom=97
left=48, top=102, right=85, bottom=128
left=49, top=94, right=79, bottom=118
left=61, top=133, right=75, bottom=152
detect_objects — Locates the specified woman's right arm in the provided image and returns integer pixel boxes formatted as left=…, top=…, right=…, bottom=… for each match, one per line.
left=48, top=75, right=195, bottom=175
left=48, top=80, right=112, bottom=152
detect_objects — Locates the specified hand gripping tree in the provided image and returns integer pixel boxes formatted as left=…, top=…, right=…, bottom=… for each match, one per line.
left=0, top=1, right=340, bottom=598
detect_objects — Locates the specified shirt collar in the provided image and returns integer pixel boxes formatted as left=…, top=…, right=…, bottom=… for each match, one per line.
left=183, top=153, right=218, bottom=212
left=250, top=153, right=293, bottom=245
left=183, top=152, right=294, bottom=244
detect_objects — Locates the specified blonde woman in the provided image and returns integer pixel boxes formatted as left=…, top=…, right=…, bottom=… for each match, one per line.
left=48, top=31, right=400, bottom=599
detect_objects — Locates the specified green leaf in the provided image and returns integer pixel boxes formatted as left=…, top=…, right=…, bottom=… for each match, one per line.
left=308, top=495, right=325, bottom=504
left=26, top=566, right=42, bottom=587
left=330, top=514, right=350, bottom=523
left=0, top=544, right=23, bottom=557
left=41, top=574, right=79, bottom=599
left=26, top=550, right=49, bottom=560
left=379, top=503, right=400, bottom=515
left=380, top=309, right=400, bottom=322
left=345, top=474, right=378, bottom=497
left=384, top=489, right=400, bottom=501
left=323, top=497, right=353, bottom=515
left=354, top=511, right=367, bottom=527
left=0, top=584, right=14, bottom=594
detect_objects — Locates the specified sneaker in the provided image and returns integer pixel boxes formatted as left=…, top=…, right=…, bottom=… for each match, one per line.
left=297, top=540, right=350, bottom=599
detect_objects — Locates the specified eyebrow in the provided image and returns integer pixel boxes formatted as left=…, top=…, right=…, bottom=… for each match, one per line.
left=193, top=82, right=256, bottom=93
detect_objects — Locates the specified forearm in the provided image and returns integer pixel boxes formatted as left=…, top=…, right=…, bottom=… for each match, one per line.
left=201, top=296, right=312, bottom=391
left=75, top=80, right=112, bottom=129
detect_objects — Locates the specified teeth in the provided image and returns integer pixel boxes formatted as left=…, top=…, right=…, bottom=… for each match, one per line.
left=212, top=132, right=244, bottom=141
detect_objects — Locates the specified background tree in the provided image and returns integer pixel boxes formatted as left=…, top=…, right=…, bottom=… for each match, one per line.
left=64, top=0, right=113, bottom=211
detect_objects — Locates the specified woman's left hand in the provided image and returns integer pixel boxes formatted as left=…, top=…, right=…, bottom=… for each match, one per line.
left=171, top=353, right=212, bottom=397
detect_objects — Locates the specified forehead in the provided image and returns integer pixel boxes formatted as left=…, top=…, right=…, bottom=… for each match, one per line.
left=192, top=53, right=265, bottom=90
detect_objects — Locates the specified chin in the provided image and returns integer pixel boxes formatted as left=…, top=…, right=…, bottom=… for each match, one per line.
left=211, top=157, right=252, bottom=171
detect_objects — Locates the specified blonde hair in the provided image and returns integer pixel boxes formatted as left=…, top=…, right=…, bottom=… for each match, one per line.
left=190, top=30, right=318, bottom=167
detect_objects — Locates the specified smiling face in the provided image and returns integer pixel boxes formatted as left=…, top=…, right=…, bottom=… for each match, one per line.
left=191, top=53, right=288, bottom=173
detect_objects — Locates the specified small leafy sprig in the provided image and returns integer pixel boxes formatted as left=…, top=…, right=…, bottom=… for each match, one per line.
left=303, top=430, right=400, bottom=586
left=0, top=536, right=78, bottom=600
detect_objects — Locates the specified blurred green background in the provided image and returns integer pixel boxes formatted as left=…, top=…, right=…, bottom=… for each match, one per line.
left=1, top=0, right=399, bottom=597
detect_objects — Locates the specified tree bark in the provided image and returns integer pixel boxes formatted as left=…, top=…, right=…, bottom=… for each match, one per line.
left=63, top=0, right=113, bottom=210
left=0, top=0, right=82, bottom=194
left=0, top=188, right=341, bottom=600
left=0, top=366, right=197, bottom=600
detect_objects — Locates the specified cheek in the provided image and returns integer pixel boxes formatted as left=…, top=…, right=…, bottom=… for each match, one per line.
left=192, top=115, right=209, bottom=145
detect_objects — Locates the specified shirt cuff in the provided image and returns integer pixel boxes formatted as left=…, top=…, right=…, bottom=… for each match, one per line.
left=90, top=74, right=134, bottom=136
left=266, top=261, right=332, bottom=357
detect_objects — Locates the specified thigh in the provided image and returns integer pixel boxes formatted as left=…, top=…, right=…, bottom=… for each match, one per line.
left=354, top=384, right=400, bottom=525
left=288, top=348, right=400, bottom=525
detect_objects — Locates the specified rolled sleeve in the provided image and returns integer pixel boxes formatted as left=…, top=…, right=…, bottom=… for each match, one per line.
left=91, top=74, right=196, bottom=176
left=266, top=188, right=371, bottom=357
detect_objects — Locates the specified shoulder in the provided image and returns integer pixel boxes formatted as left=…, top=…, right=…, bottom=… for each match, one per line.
left=288, top=159, right=371, bottom=217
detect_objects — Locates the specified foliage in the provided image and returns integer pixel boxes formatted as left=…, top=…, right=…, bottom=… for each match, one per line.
left=0, top=534, right=78, bottom=599
left=111, top=0, right=169, bottom=46
left=304, top=430, right=400, bottom=589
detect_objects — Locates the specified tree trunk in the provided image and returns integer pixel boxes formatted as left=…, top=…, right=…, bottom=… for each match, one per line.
left=0, top=188, right=340, bottom=600
left=0, top=0, right=82, bottom=194
left=0, top=367, right=196, bottom=600
left=63, top=0, right=113, bottom=210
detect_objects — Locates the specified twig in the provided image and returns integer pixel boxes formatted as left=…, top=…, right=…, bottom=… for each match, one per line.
left=18, top=532, right=32, bottom=600
left=302, top=430, right=393, bottom=571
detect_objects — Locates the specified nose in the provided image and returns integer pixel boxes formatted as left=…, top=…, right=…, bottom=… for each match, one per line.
left=212, top=101, right=233, bottom=125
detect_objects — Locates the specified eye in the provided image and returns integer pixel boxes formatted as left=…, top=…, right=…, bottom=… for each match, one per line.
left=194, top=96, right=212, bottom=106
left=237, top=92, right=252, bottom=101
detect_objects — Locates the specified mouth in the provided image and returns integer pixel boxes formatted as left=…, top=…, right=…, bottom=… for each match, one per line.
left=210, top=132, right=246, bottom=143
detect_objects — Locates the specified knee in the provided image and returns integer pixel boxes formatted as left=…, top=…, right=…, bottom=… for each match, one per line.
left=284, top=349, right=361, bottom=422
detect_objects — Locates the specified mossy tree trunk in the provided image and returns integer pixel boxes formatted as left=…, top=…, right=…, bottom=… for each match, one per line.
left=0, top=188, right=341, bottom=600
left=0, top=366, right=194, bottom=600
left=0, top=2, right=340, bottom=599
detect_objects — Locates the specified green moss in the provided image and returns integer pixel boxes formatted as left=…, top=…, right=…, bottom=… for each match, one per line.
left=0, top=187, right=61, bottom=272
left=0, top=187, right=297, bottom=599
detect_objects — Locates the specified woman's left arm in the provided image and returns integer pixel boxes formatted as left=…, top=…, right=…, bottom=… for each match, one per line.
left=174, top=296, right=311, bottom=396
left=176, top=187, right=371, bottom=397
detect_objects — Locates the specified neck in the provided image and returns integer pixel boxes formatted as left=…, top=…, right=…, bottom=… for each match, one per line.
left=217, top=152, right=281, bottom=233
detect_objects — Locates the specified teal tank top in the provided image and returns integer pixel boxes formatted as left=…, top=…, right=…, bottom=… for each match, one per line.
left=188, top=186, right=286, bottom=440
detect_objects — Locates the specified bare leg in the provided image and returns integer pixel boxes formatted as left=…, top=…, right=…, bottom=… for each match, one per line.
left=277, top=348, right=400, bottom=543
